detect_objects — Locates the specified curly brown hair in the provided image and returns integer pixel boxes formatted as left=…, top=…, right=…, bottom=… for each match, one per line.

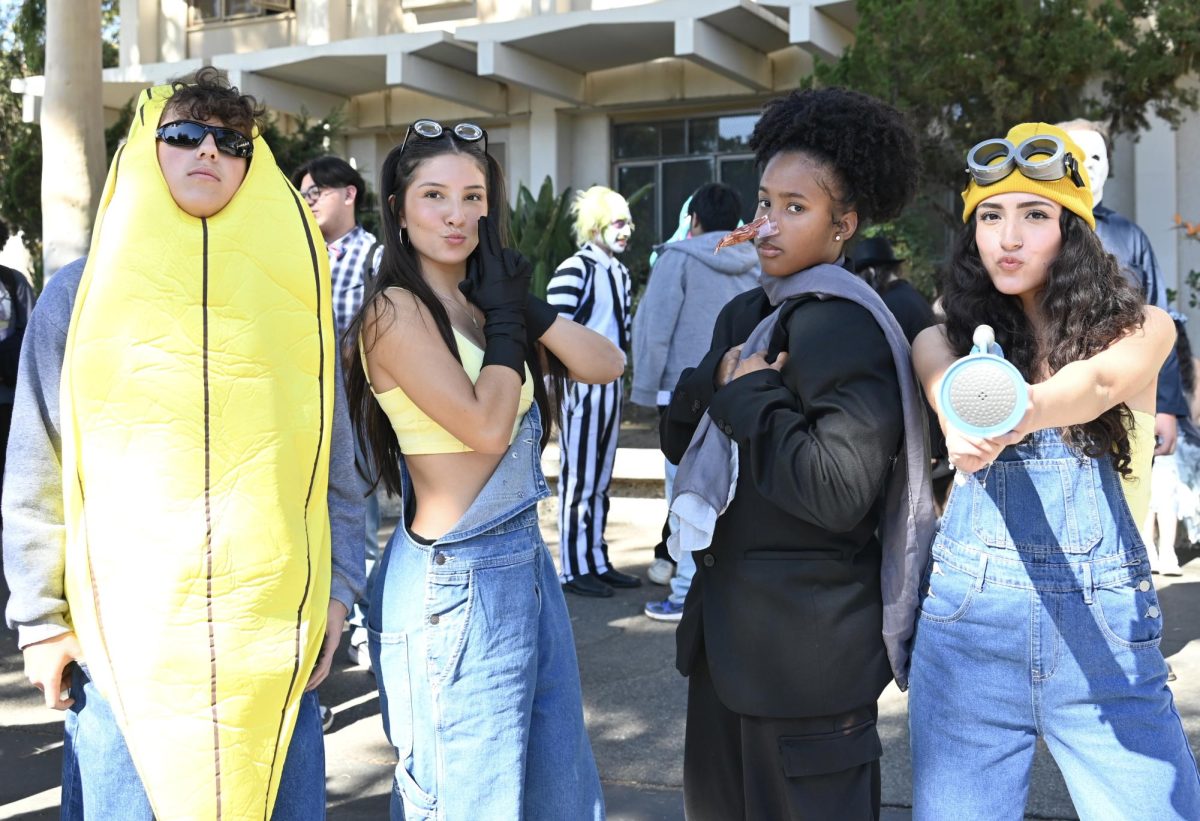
left=164, top=66, right=265, bottom=138
left=941, top=210, right=1146, bottom=475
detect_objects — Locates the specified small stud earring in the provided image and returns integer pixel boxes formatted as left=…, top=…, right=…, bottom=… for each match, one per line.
left=835, top=234, right=842, bottom=241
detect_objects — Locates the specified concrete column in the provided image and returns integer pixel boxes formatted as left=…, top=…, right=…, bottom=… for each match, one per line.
left=1134, top=113, right=1180, bottom=306
left=297, top=0, right=346, bottom=45
left=528, top=93, right=561, bottom=192
left=160, top=0, right=187, bottom=63
left=41, top=0, right=106, bottom=279
left=119, top=0, right=159, bottom=67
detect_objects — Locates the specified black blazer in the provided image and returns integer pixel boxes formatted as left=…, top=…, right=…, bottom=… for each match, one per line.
left=663, top=287, right=903, bottom=718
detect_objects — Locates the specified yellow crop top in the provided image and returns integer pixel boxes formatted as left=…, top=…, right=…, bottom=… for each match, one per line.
left=1122, top=409, right=1155, bottom=525
left=359, top=327, right=534, bottom=455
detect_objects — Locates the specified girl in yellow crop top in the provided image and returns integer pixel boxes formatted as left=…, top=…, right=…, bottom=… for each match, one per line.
left=906, top=123, right=1195, bottom=818
left=339, top=120, right=624, bottom=818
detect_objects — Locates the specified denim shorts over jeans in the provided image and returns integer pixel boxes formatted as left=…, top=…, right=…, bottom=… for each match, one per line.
left=909, top=428, right=1200, bottom=820
left=368, top=405, right=604, bottom=820
left=61, top=663, right=325, bottom=819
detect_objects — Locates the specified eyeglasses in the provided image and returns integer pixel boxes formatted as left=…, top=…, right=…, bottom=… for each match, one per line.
left=400, top=119, right=488, bottom=156
left=300, top=185, right=341, bottom=205
left=965, top=134, right=1083, bottom=188
left=155, top=119, right=254, bottom=159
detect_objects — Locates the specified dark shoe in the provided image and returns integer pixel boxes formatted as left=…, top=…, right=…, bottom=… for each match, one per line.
left=598, top=568, right=643, bottom=589
left=562, top=574, right=614, bottom=598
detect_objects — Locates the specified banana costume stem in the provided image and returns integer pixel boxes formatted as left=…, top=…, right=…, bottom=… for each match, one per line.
left=60, top=84, right=334, bottom=821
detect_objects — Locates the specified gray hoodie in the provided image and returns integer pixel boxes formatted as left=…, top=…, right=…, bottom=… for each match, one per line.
left=631, top=231, right=760, bottom=407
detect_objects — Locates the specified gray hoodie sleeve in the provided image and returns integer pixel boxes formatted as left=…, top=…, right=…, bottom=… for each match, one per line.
left=2, top=258, right=84, bottom=648
left=631, top=249, right=687, bottom=407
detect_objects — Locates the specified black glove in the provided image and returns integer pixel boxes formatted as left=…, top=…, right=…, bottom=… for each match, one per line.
left=526, top=295, right=559, bottom=341
left=459, top=215, right=529, bottom=379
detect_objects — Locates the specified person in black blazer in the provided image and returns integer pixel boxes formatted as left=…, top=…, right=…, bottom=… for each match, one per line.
left=661, top=88, right=921, bottom=820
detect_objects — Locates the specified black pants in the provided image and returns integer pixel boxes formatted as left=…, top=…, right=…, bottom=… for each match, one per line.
left=684, top=653, right=882, bottom=821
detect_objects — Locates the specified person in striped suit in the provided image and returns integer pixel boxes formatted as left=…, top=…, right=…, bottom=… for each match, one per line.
left=548, top=186, right=639, bottom=597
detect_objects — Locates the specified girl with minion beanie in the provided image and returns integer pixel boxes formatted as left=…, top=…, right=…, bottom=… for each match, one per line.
left=909, top=122, right=1200, bottom=819
left=548, top=185, right=637, bottom=597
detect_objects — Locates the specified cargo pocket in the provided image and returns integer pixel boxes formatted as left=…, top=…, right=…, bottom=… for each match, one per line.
left=370, top=630, right=437, bottom=817
left=779, top=718, right=882, bottom=818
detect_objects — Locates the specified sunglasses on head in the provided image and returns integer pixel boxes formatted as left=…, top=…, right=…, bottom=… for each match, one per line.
left=155, top=119, right=254, bottom=159
left=400, top=119, right=488, bottom=156
left=965, top=134, right=1083, bottom=189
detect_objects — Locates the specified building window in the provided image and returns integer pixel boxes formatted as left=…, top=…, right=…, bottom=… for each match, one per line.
left=188, top=0, right=293, bottom=25
left=613, top=114, right=759, bottom=250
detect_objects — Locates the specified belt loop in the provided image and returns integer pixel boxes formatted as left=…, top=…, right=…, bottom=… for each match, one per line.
left=1082, top=564, right=1094, bottom=605
left=974, top=554, right=988, bottom=592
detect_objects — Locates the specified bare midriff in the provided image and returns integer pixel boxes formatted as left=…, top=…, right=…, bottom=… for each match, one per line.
left=404, top=449, right=506, bottom=539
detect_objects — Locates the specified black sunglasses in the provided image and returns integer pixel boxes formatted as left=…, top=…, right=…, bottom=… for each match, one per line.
left=155, top=119, right=254, bottom=159
left=400, top=119, right=487, bottom=156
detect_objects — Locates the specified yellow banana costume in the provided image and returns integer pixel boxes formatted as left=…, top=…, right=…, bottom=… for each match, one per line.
left=60, top=84, right=334, bottom=820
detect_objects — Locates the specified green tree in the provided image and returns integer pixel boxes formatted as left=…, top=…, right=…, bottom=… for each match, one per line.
left=818, top=0, right=1200, bottom=292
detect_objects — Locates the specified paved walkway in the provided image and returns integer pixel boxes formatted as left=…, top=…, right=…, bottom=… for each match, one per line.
left=3, top=451, right=1200, bottom=819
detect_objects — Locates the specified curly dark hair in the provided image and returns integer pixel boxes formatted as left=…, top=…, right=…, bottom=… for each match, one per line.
left=941, top=210, right=1146, bottom=475
left=748, top=87, right=921, bottom=225
left=165, top=66, right=266, bottom=138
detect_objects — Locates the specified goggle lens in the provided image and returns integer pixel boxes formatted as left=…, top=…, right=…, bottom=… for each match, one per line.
left=965, top=134, right=1082, bottom=188
left=401, top=119, right=488, bottom=155
left=155, top=120, right=254, bottom=159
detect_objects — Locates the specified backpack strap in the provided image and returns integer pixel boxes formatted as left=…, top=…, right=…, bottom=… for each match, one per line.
left=362, top=241, right=383, bottom=283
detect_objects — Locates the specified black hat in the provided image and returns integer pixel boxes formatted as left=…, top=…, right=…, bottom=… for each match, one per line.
left=852, top=236, right=904, bottom=271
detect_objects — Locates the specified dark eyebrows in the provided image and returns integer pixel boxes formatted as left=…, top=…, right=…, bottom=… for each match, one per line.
left=415, top=181, right=487, bottom=191
left=758, top=188, right=810, bottom=200
left=978, top=199, right=1056, bottom=211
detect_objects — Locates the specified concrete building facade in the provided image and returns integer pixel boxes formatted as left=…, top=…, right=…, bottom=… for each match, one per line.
left=11, top=0, right=1200, bottom=316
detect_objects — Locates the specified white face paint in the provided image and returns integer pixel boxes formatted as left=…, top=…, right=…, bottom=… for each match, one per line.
left=597, top=217, right=633, bottom=255
left=1067, top=128, right=1109, bottom=206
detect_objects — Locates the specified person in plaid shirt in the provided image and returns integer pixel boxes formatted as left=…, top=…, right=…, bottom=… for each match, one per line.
left=292, top=155, right=381, bottom=681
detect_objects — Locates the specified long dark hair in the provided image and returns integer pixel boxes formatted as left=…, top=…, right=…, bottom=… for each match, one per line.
left=344, top=131, right=561, bottom=497
left=941, top=209, right=1145, bottom=475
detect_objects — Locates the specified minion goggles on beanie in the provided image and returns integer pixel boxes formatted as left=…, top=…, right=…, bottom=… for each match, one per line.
left=960, top=123, right=1095, bottom=229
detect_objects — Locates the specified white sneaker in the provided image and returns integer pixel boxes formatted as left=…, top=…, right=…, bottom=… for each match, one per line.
left=347, top=641, right=373, bottom=673
left=319, top=704, right=334, bottom=733
left=647, top=558, right=674, bottom=586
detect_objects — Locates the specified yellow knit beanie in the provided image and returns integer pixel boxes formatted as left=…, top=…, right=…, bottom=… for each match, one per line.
left=960, top=122, right=1095, bottom=230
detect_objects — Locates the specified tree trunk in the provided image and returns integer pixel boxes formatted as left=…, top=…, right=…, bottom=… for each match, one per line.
left=41, top=0, right=105, bottom=279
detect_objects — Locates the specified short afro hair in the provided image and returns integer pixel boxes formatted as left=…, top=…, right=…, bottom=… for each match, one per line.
left=164, top=66, right=265, bottom=139
left=749, top=87, right=920, bottom=225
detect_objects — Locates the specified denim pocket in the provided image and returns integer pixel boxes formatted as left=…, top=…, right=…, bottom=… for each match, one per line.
left=426, top=572, right=473, bottom=688
left=918, top=553, right=978, bottom=624
left=1092, top=579, right=1164, bottom=650
left=369, top=630, right=437, bottom=816
left=971, top=459, right=1102, bottom=553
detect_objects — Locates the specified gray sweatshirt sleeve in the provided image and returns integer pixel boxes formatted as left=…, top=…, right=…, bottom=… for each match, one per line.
left=631, top=250, right=686, bottom=407
left=3, top=258, right=85, bottom=649
left=327, top=354, right=366, bottom=612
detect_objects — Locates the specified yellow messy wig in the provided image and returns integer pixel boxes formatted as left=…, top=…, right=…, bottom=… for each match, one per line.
left=571, top=185, right=631, bottom=246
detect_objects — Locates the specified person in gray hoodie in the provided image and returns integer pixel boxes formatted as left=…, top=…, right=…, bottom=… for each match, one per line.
left=632, top=182, right=760, bottom=620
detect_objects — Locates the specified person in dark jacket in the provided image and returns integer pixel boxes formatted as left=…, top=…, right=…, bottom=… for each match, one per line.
left=0, top=230, right=36, bottom=537
left=661, top=87, right=921, bottom=820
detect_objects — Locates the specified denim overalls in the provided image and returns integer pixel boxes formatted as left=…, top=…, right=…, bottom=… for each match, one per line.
left=367, top=405, right=604, bottom=821
left=908, top=428, right=1200, bottom=820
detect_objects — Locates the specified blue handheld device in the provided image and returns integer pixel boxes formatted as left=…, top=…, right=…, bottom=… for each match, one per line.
left=939, top=325, right=1029, bottom=438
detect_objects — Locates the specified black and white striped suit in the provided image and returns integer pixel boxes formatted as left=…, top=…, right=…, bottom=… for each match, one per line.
left=547, top=243, right=631, bottom=582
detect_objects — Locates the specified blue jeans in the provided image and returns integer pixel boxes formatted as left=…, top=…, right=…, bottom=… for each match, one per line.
left=349, top=434, right=383, bottom=648
left=368, top=407, right=604, bottom=820
left=663, top=459, right=695, bottom=605
left=909, top=429, right=1200, bottom=820
left=61, top=664, right=325, bottom=820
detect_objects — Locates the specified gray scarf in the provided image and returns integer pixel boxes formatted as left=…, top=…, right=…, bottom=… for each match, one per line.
left=667, top=262, right=936, bottom=689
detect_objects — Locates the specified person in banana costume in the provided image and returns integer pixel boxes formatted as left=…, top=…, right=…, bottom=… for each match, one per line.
left=2, top=67, right=364, bottom=820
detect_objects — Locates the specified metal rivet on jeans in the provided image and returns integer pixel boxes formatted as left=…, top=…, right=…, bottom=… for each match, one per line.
left=429, top=614, right=440, bottom=625
left=1147, top=606, right=1160, bottom=619
left=1139, top=580, right=1151, bottom=592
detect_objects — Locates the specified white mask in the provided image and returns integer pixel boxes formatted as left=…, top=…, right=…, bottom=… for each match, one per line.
left=599, top=218, right=633, bottom=255
left=1067, top=128, right=1109, bottom=206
